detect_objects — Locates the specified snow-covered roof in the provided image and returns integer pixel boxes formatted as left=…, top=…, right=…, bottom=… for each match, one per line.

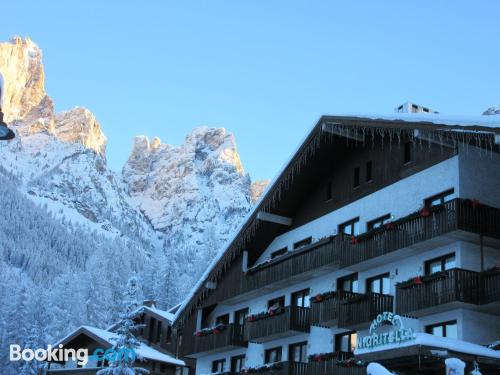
left=323, top=113, right=500, bottom=132
left=56, top=325, right=185, bottom=367
left=174, top=112, right=500, bottom=322
left=354, top=332, right=500, bottom=360
left=107, top=305, right=176, bottom=331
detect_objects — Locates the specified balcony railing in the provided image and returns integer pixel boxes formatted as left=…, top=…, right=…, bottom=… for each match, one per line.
left=188, top=323, right=246, bottom=356
left=338, top=292, right=394, bottom=328
left=234, top=362, right=307, bottom=375
left=244, top=306, right=311, bottom=342
left=482, top=268, right=500, bottom=304
left=307, top=357, right=365, bottom=375
left=205, top=199, right=500, bottom=305
left=310, top=291, right=358, bottom=327
left=396, top=267, right=500, bottom=315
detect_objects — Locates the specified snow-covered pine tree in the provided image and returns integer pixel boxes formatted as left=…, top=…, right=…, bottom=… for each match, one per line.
left=18, top=327, right=44, bottom=375
left=97, top=276, right=149, bottom=375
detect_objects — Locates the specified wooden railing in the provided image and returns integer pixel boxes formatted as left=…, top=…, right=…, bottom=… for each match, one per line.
left=397, top=267, right=500, bottom=315
left=188, top=323, right=246, bottom=355
left=338, top=293, right=394, bottom=328
left=482, top=268, right=500, bottom=304
left=310, top=291, right=358, bottom=326
left=307, top=358, right=365, bottom=375
left=244, top=306, right=311, bottom=342
left=396, top=268, right=481, bottom=315
left=203, top=199, right=500, bottom=306
left=234, top=362, right=307, bottom=375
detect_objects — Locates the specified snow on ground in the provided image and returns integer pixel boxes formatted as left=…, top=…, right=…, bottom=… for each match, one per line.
left=355, top=333, right=500, bottom=359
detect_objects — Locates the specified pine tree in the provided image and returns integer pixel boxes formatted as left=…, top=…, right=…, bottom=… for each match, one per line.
left=18, top=327, right=43, bottom=375
left=97, top=276, right=149, bottom=375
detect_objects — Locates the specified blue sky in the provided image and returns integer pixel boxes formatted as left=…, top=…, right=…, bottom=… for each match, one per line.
left=2, top=1, right=499, bottom=181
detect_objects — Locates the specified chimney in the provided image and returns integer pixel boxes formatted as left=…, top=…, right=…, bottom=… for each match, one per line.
left=395, top=101, right=438, bottom=114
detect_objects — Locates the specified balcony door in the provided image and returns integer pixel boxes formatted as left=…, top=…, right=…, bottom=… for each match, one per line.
left=291, top=289, right=310, bottom=308
left=231, top=355, right=246, bottom=373
left=215, top=313, right=229, bottom=325
left=425, top=253, right=456, bottom=275
left=265, top=347, right=282, bottom=364
left=289, top=341, right=308, bottom=363
left=234, top=308, right=249, bottom=326
left=268, top=296, right=285, bottom=309
left=335, top=331, right=357, bottom=357
left=338, top=273, right=359, bottom=294
left=211, top=358, right=226, bottom=373
left=367, top=273, right=390, bottom=295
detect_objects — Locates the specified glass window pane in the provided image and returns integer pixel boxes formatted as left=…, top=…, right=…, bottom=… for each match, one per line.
left=350, top=333, right=357, bottom=352
left=445, top=256, right=456, bottom=270
left=432, top=326, right=444, bottom=337
left=352, top=279, right=359, bottom=293
left=430, top=260, right=442, bottom=274
left=340, top=335, right=349, bottom=352
left=446, top=323, right=458, bottom=339
left=382, top=277, right=390, bottom=294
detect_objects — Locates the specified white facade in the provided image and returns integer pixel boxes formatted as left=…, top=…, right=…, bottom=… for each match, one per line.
left=192, top=145, right=500, bottom=375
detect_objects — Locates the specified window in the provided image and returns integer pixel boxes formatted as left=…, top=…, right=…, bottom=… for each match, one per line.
left=424, top=188, right=455, bottom=207
left=367, top=273, right=390, bottom=295
left=160, top=364, right=166, bottom=373
left=404, top=142, right=412, bottom=164
left=335, top=331, right=357, bottom=353
left=211, top=359, right=226, bottom=373
left=231, top=355, right=246, bottom=372
left=234, top=308, right=249, bottom=326
left=271, top=247, right=288, bottom=259
left=326, top=181, right=333, bottom=201
left=338, top=273, right=359, bottom=293
left=367, top=213, right=391, bottom=231
left=294, top=237, right=312, bottom=250
left=268, top=296, right=285, bottom=309
left=292, top=289, right=310, bottom=308
left=425, top=253, right=456, bottom=275
left=265, top=347, right=282, bottom=364
left=156, top=320, right=162, bottom=343
left=148, top=317, right=156, bottom=342
left=289, top=342, right=308, bottom=363
left=354, top=167, right=360, bottom=188
left=426, top=321, right=458, bottom=339
left=366, top=161, right=373, bottom=182
left=215, top=314, right=229, bottom=325
left=339, top=218, right=360, bottom=237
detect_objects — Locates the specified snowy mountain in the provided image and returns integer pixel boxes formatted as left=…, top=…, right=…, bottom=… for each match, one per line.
left=0, top=36, right=267, bottom=373
left=483, top=106, right=500, bottom=116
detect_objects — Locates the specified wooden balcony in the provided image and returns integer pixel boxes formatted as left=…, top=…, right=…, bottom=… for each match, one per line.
left=205, top=199, right=500, bottom=306
left=338, top=292, right=394, bottom=329
left=396, top=268, right=481, bottom=316
left=307, top=358, right=365, bottom=375
left=187, top=323, right=246, bottom=357
left=310, top=291, right=358, bottom=327
left=396, top=267, right=500, bottom=316
left=234, top=362, right=307, bottom=375
left=482, top=267, right=500, bottom=304
left=244, top=306, right=311, bottom=343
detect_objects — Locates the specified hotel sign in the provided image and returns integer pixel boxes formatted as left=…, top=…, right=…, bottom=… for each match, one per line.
left=357, top=311, right=415, bottom=350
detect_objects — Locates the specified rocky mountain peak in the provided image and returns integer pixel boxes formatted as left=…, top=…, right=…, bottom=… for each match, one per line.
left=482, top=106, right=500, bottom=116
left=0, top=36, right=106, bottom=156
left=0, top=37, right=46, bottom=122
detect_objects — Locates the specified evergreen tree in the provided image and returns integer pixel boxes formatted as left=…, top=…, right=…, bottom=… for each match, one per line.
left=97, top=276, right=149, bottom=375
